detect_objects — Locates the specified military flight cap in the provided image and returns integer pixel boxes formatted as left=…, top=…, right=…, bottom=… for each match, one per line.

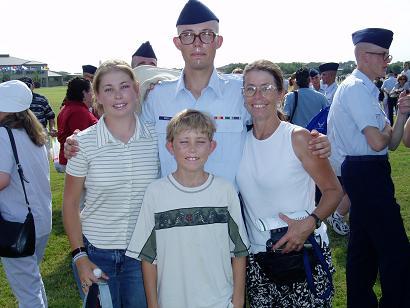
left=309, top=68, right=319, bottom=77
left=176, top=0, right=219, bottom=26
left=352, top=28, right=393, bottom=49
left=319, top=62, right=339, bottom=73
left=133, top=41, right=157, bottom=59
left=82, top=65, right=97, bottom=75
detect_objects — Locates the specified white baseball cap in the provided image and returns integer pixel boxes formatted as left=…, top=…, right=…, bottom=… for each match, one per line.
left=0, top=80, right=33, bottom=113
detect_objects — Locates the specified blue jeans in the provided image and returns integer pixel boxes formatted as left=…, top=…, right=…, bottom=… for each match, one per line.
left=83, top=236, right=147, bottom=308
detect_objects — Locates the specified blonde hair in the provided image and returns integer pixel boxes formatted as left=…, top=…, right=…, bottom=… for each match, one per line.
left=92, top=59, right=140, bottom=113
left=166, top=109, right=216, bottom=142
left=0, top=110, right=47, bottom=146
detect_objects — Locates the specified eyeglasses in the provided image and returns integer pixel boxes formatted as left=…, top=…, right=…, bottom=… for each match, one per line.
left=178, top=30, right=217, bottom=45
left=365, top=52, right=393, bottom=63
left=242, top=84, right=277, bottom=97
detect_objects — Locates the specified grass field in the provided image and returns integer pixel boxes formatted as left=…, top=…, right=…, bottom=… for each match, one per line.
left=0, top=86, right=409, bottom=307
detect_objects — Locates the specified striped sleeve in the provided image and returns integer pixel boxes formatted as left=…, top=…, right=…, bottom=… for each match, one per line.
left=66, top=136, right=88, bottom=177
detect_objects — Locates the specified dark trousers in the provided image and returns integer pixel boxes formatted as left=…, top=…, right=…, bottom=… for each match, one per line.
left=341, top=155, right=410, bottom=308
left=387, top=96, right=397, bottom=126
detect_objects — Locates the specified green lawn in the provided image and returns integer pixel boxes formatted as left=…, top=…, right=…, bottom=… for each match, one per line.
left=0, top=86, right=409, bottom=307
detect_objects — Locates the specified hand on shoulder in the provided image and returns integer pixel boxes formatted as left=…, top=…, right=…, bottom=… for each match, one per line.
left=64, top=130, right=80, bottom=160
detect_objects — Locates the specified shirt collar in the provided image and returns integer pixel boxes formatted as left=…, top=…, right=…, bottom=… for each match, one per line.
left=64, top=100, right=88, bottom=108
left=326, top=82, right=337, bottom=90
left=353, top=69, right=379, bottom=97
left=96, top=112, right=151, bottom=148
left=174, top=68, right=223, bottom=99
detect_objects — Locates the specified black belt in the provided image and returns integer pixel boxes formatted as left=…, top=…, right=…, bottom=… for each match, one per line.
left=345, top=155, right=388, bottom=162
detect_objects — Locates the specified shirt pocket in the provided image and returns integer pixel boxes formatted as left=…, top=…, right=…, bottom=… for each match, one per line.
left=155, top=118, right=169, bottom=137
left=211, top=118, right=244, bottom=162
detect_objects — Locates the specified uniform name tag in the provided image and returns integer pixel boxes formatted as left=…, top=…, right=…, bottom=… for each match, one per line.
left=213, top=116, right=241, bottom=120
left=159, top=116, right=172, bottom=121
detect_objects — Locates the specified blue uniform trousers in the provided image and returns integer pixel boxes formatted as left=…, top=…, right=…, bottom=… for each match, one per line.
left=342, top=155, right=410, bottom=308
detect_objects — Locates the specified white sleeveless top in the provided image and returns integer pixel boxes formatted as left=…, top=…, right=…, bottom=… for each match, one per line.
left=237, top=121, right=327, bottom=254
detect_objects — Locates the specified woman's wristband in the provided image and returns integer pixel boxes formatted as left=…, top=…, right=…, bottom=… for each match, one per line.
left=71, top=247, right=86, bottom=258
left=73, top=251, right=88, bottom=263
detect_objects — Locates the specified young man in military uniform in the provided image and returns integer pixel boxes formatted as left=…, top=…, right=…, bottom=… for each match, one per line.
left=319, top=62, right=339, bottom=104
left=327, top=28, right=410, bottom=307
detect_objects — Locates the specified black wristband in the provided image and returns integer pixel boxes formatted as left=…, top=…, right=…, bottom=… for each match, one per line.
left=71, top=247, right=86, bottom=258
left=309, top=213, right=322, bottom=229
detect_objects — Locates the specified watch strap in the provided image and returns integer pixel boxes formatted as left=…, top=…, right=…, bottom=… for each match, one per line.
left=309, top=213, right=321, bottom=229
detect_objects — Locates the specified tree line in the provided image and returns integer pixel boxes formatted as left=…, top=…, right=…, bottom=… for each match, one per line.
left=219, top=61, right=406, bottom=77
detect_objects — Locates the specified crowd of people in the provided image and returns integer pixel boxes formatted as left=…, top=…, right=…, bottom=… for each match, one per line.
left=1, top=0, right=410, bottom=307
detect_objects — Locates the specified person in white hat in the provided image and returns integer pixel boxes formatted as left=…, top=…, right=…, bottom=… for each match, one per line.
left=0, top=80, right=52, bottom=307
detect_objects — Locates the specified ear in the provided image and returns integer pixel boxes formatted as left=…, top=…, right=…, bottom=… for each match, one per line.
left=209, top=140, right=217, bottom=154
left=94, top=93, right=102, bottom=105
left=277, top=89, right=285, bottom=101
left=133, top=81, right=140, bottom=97
left=166, top=141, right=175, bottom=156
left=173, top=37, right=182, bottom=51
left=215, top=35, right=223, bottom=49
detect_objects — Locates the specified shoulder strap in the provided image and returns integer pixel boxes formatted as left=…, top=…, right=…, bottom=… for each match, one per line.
left=289, top=90, right=298, bottom=123
left=303, top=234, right=333, bottom=299
left=1, top=126, right=30, bottom=207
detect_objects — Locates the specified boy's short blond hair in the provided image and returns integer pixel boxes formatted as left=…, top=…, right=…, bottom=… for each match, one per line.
left=166, top=109, right=216, bottom=142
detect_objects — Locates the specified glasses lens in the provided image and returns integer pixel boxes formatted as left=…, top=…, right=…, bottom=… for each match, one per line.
left=179, top=32, right=194, bottom=45
left=179, top=31, right=216, bottom=45
left=199, top=31, right=215, bottom=44
left=260, top=85, right=274, bottom=96
left=243, top=86, right=256, bottom=97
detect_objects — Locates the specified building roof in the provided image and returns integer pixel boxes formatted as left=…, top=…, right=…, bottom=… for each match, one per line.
left=48, top=71, right=63, bottom=77
left=0, top=54, right=47, bottom=66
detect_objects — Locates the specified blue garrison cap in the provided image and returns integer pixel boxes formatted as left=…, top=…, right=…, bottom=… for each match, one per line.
left=319, top=62, right=339, bottom=73
left=309, top=68, right=319, bottom=77
left=82, top=65, right=97, bottom=75
left=133, top=41, right=157, bottom=59
left=352, top=28, right=393, bottom=49
left=176, top=0, right=219, bottom=26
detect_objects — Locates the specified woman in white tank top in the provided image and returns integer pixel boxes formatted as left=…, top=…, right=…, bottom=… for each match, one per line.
left=236, top=60, right=343, bottom=308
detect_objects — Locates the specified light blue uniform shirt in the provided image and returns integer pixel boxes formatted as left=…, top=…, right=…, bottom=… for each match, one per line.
left=283, top=88, right=328, bottom=127
left=141, top=69, right=250, bottom=187
left=327, top=69, right=389, bottom=176
left=321, top=82, right=338, bottom=104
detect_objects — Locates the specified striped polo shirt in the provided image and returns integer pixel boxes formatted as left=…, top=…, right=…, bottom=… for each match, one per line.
left=30, top=92, right=55, bottom=128
left=66, top=113, right=160, bottom=249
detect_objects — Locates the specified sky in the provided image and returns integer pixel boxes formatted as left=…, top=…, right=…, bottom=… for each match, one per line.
left=2, top=0, right=409, bottom=73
